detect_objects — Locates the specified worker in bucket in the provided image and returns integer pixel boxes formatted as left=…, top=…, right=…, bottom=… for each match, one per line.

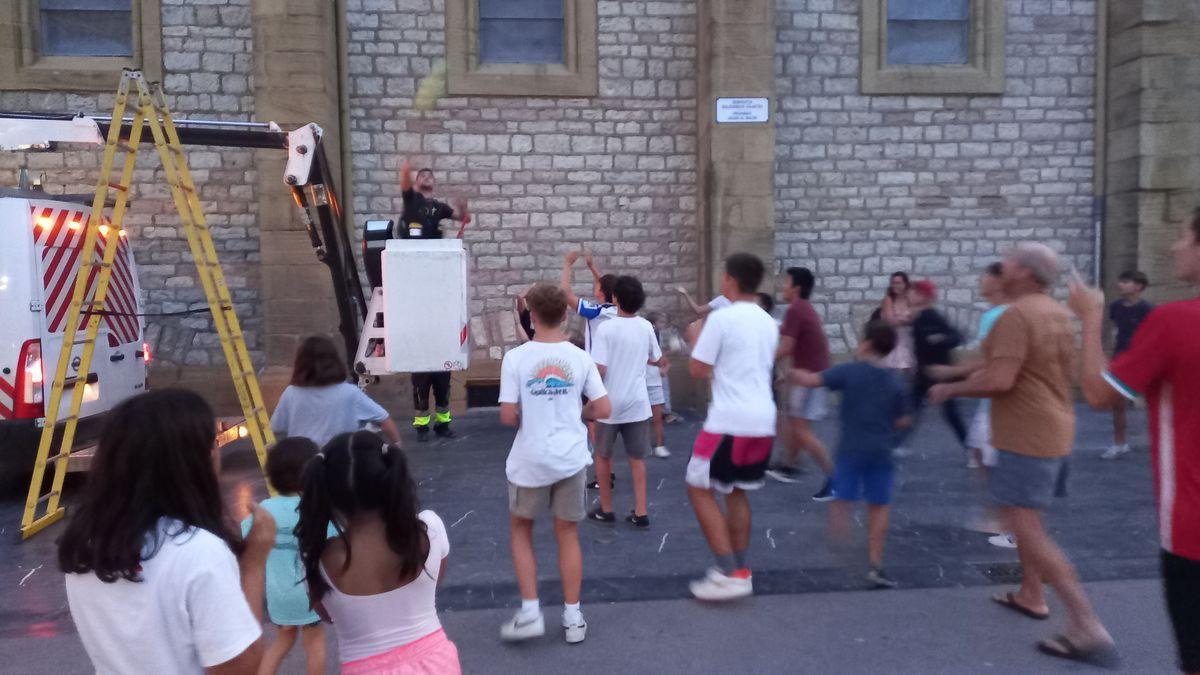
left=397, top=159, right=471, bottom=441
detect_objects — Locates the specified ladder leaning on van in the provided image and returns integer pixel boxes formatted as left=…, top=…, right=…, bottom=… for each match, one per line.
left=0, top=70, right=368, bottom=539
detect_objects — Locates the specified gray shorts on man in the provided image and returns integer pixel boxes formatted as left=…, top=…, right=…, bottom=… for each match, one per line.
left=595, top=419, right=652, bottom=460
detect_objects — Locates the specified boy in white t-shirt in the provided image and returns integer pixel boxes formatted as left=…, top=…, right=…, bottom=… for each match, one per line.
left=498, top=283, right=611, bottom=645
left=589, top=276, right=667, bottom=528
left=685, top=253, right=779, bottom=602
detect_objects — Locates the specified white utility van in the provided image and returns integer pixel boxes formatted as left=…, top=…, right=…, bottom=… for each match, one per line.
left=0, top=188, right=147, bottom=474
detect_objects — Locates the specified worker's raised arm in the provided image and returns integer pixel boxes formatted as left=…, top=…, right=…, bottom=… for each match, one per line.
left=560, top=251, right=583, bottom=309
left=399, top=159, right=413, bottom=193
left=453, top=197, right=470, bottom=239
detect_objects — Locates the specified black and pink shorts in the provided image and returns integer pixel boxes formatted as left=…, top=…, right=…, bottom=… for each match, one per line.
left=685, top=431, right=774, bottom=494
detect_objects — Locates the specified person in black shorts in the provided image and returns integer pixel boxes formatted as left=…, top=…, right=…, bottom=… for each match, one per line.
left=396, top=160, right=470, bottom=441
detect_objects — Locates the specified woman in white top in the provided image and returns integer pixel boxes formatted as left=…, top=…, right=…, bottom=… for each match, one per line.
left=879, top=271, right=916, bottom=370
left=59, top=389, right=276, bottom=675
left=297, top=430, right=458, bottom=674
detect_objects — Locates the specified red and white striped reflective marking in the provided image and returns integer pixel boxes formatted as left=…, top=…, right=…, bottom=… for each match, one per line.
left=31, top=205, right=139, bottom=345
left=0, top=374, right=14, bottom=419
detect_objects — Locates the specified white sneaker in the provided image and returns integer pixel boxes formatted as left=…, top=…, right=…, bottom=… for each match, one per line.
left=1101, top=444, right=1131, bottom=460
left=653, top=445, right=671, bottom=458
left=988, top=533, right=1017, bottom=549
left=563, top=618, right=587, bottom=644
left=967, top=456, right=981, bottom=469
left=500, top=611, right=545, bottom=642
left=689, top=567, right=753, bottom=601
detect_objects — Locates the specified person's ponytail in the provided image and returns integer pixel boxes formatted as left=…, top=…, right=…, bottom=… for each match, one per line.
left=297, top=451, right=337, bottom=604
left=382, top=444, right=429, bottom=583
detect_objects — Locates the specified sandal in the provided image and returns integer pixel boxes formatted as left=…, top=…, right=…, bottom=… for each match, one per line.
left=991, top=592, right=1049, bottom=620
left=1037, top=634, right=1120, bottom=668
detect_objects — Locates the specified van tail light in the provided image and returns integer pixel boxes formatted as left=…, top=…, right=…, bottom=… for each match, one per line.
left=141, top=342, right=152, bottom=365
left=14, top=339, right=45, bottom=419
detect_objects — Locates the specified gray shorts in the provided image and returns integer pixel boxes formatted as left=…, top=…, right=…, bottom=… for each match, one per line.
left=647, top=384, right=665, bottom=406
left=988, top=449, right=1070, bottom=510
left=508, top=469, right=587, bottom=522
left=786, top=386, right=828, bottom=421
left=595, top=419, right=651, bottom=460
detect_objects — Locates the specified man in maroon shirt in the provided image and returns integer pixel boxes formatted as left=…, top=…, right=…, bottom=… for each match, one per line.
left=769, top=267, right=835, bottom=501
left=1071, top=210, right=1200, bottom=674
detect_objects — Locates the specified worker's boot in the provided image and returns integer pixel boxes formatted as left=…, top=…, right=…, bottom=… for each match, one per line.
left=415, top=425, right=430, bottom=442
left=433, top=410, right=454, bottom=439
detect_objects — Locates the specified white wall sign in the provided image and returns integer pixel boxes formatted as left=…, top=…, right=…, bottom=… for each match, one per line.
left=715, top=97, right=769, bottom=123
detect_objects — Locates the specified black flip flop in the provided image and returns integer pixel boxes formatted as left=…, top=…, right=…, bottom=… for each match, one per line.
left=992, top=592, right=1049, bottom=620
left=1037, top=635, right=1120, bottom=669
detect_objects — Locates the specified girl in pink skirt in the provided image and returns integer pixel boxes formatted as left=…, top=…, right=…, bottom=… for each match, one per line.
left=297, top=431, right=459, bottom=674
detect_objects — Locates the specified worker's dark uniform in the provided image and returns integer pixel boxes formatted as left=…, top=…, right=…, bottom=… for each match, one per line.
left=399, top=187, right=456, bottom=439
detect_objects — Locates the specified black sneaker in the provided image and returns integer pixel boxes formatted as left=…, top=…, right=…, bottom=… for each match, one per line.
left=766, top=465, right=805, bottom=483
left=812, top=479, right=835, bottom=502
left=866, top=567, right=898, bottom=589
left=433, top=423, right=455, bottom=439
left=587, top=508, right=615, bottom=523
left=415, top=426, right=430, bottom=443
left=625, top=513, right=650, bottom=529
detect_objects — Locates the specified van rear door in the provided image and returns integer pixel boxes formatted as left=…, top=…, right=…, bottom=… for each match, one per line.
left=31, top=203, right=141, bottom=421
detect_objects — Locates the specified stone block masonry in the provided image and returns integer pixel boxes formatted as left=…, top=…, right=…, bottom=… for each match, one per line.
left=0, top=0, right=264, bottom=371
left=774, top=0, right=1097, bottom=353
left=345, top=0, right=700, bottom=362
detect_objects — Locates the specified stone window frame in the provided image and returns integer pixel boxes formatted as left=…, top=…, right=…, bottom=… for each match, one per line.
left=859, top=0, right=1006, bottom=95
left=445, top=0, right=598, bottom=98
left=0, top=0, right=163, bottom=91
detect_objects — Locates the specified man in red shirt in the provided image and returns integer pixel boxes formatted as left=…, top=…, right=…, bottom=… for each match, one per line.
left=1070, top=210, right=1200, bottom=674
left=768, top=267, right=836, bottom=501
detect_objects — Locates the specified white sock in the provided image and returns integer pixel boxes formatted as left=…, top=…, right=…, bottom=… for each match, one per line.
left=563, top=602, right=583, bottom=625
left=518, top=598, right=540, bottom=620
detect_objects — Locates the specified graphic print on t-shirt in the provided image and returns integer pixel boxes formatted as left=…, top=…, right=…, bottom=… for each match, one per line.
left=526, top=360, right=575, bottom=396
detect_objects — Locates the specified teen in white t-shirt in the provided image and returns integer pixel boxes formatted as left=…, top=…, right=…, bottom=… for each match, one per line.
left=58, top=389, right=274, bottom=675
left=692, top=302, right=779, bottom=437
left=684, top=253, right=779, bottom=604
left=498, top=283, right=611, bottom=646
left=588, top=277, right=666, bottom=527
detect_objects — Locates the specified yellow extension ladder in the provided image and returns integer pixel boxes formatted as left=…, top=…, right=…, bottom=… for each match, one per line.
left=21, top=70, right=275, bottom=539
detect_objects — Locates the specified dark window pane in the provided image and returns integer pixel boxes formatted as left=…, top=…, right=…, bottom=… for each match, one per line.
left=41, top=0, right=128, bottom=10
left=479, top=0, right=563, bottom=20
left=887, top=20, right=969, bottom=65
left=479, top=18, right=564, bottom=64
left=888, top=0, right=968, bottom=21
left=40, top=10, right=133, bottom=56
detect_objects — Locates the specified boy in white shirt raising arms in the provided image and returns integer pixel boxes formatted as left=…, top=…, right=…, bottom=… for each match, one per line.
left=685, top=253, right=780, bottom=601
left=589, top=275, right=667, bottom=528
left=498, top=283, right=611, bottom=645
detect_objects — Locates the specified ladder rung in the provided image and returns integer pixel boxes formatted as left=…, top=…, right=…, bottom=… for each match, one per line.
left=116, top=142, right=136, bottom=153
left=35, top=490, right=61, bottom=506
left=108, top=182, right=129, bottom=192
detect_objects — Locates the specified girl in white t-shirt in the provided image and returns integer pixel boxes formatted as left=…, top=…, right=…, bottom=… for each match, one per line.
left=59, top=389, right=276, bottom=674
left=296, top=430, right=458, bottom=674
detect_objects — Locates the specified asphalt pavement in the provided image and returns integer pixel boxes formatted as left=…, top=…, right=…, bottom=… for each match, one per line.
left=0, top=400, right=1178, bottom=673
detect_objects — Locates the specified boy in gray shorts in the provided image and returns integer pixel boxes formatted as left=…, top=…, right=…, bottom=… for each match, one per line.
left=498, top=284, right=611, bottom=645
left=588, top=276, right=666, bottom=528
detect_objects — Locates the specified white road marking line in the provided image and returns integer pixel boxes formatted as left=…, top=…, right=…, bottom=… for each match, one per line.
left=19, top=565, right=42, bottom=587
left=766, top=528, right=776, bottom=549
left=658, top=532, right=669, bottom=553
left=450, top=510, right=475, bottom=528
left=656, top=478, right=664, bottom=491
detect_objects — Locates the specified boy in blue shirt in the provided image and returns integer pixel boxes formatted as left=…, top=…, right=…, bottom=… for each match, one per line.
left=791, top=321, right=910, bottom=588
